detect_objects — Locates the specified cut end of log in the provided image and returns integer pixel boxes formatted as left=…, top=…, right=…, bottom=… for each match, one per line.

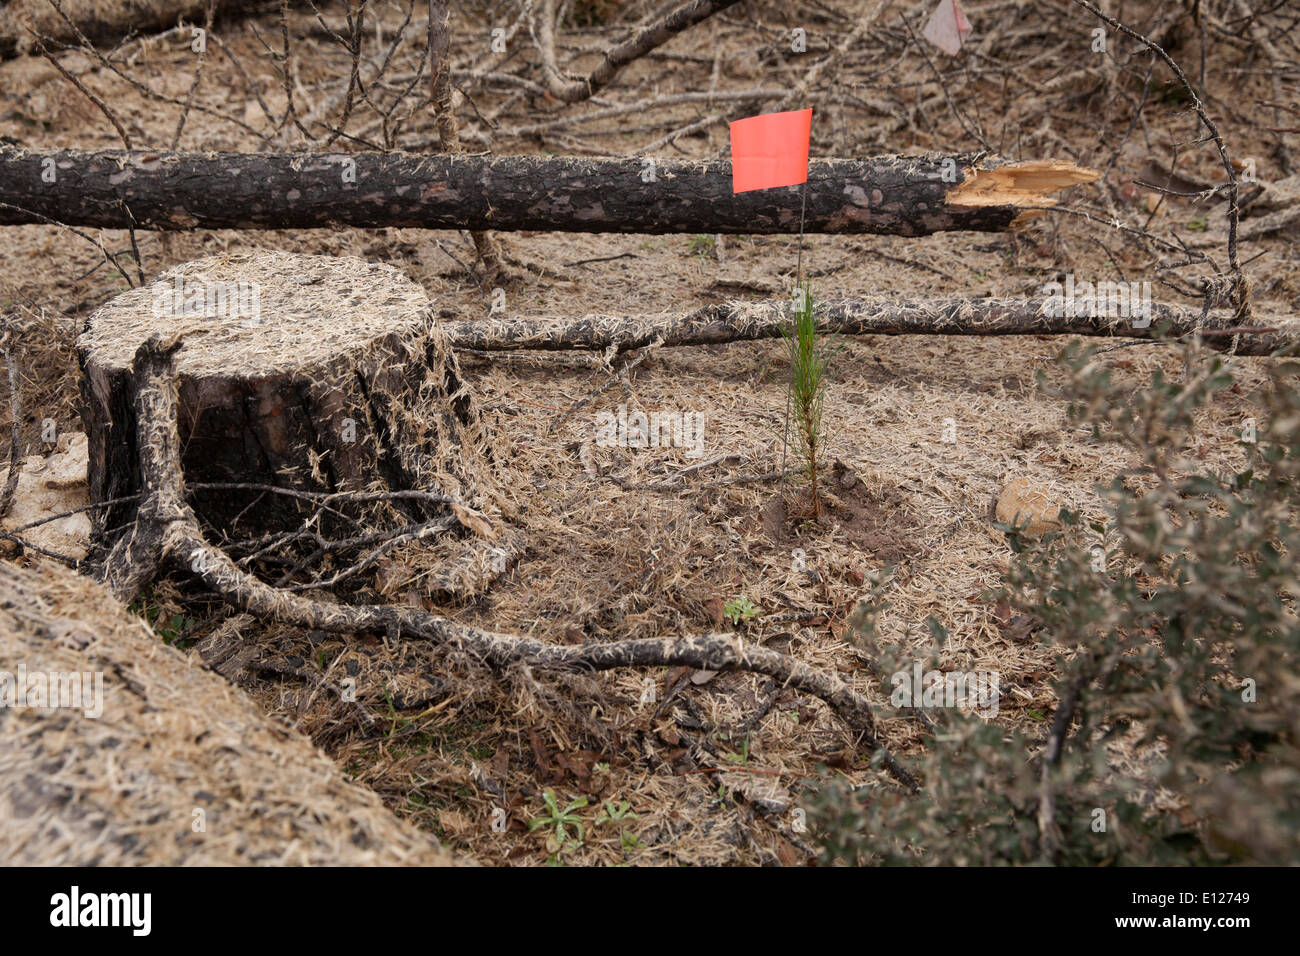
left=949, top=160, right=1100, bottom=221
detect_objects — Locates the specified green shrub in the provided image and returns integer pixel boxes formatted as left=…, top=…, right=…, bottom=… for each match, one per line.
left=809, top=342, right=1300, bottom=865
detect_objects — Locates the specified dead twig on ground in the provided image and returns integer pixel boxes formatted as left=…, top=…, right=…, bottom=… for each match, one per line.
left=0, top=324, right=22, bottom=522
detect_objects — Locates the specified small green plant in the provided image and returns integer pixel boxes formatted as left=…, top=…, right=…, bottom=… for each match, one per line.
left=382, top=689, right=407, bottom=738
left=595, top=798, right=637, bottom=826
left=783, top=281, right=833, bottom=519
left=723, top=596, right=760, bottom=626
left=528, top=790, right=588, bottom=853
left=723, top=734, right=751, bottom=767
left=688, top=233, right=716, bottom=257
left=157, top=612, right=195, bottom=647
left=595, top=798, right=642, bottom=851
left=130, top=593, right=196, bottom=648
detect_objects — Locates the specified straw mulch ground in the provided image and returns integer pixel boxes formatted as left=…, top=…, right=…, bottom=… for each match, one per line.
left=0, top=559, right=461, bottom=865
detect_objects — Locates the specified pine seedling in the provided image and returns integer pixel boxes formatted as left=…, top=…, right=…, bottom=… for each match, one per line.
left=783, top=281, right=831, bottom=519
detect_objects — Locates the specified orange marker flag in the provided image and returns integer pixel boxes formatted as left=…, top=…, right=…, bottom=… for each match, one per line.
left=729, top=108, right=813, bottom=194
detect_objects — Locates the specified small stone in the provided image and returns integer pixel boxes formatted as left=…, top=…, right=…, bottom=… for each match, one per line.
left=703, top=595, right=725, bottom=628
left=995, top=477, right=1062, bottom=536
left=718, top=770, right=791, bottom=816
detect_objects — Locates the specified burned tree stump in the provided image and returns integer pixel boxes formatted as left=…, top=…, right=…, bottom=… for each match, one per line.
left=78, top=251, right=498, bottom=543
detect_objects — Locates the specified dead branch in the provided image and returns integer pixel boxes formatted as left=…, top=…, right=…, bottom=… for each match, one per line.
left=429, top=0, right=504, bottom=281
left=533, top=0, right=741, bottom=104
left=320, top=0, right=368, bottom=148
left=1069, top=0, right=1252, bottom=321
left=0, top=328, right=22, bottom=521
left=32, top=0, right=268, bottom=145
left=170, top=0, right=218, bottom=149
left=440, top=295, right=1297, bottom=358
left=29, top=33, right=134, bottom=149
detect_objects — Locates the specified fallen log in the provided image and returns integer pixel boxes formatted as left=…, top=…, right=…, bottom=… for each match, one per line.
left=0, top=146, right=1097, bottom=234
left=0, top=0, right=282, bottom=59
left=0, top=557, right=461, bottom=865
left=441, top=295, right=1299, bottom=357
